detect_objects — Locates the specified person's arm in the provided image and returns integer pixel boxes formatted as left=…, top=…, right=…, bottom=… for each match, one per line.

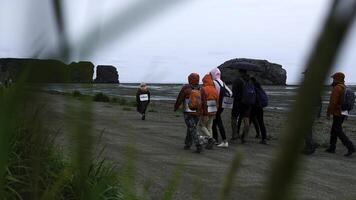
left=147, top=90, right=151, bottom=104
left=136, top=89, right=140, bottom=104
left=174, top=86, right=186, bottom=112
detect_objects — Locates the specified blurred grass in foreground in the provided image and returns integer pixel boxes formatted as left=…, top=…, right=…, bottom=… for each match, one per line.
left=0, top=0, right=355, bottom=199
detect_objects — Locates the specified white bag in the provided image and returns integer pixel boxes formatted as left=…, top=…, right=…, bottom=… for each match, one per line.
left=184, top=99, right=196, bottom=113
left=207, top=100, right=217, bottom=113
left=222, top=97, right=234, bottom=109
left=139, top=94, right=149, bottom=101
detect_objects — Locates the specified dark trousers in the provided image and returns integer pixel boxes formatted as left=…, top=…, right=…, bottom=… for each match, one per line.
left=250, top=107, right=267, bottom=140
left=213, top=108, right=227, bottom=142
left=329, top=115, right=355, bottom=151
left=184, top=114, right=200, bottom=147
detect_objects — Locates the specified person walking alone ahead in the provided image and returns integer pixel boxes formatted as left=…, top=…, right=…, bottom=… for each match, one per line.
left=136, top=83, right=150, bottom=120
left=174, top=73, right=202, bottom=153
left=210, top=68, right=232, bottom=148
left=325, top=72, right=355, bottom=157
left=199, top=74, right=219, bottom=150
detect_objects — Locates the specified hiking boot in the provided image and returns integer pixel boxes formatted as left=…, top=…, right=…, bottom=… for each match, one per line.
left=184, top=145, right=191, bottom=150
left=302, top=147, right=316, bottom=155
left=325, top=148, right=335, bottom=154
left=230, top=137, right=239, bottom=144
left=344, top=148, right=355, bottom=157
left=217, top=142, right=229, bottom=148
left=205, top=138, right=215, bottom=150
left=196, top=145, right=202, bottom=153
left=259, top=140, right=267, bottom=145
left=312, top=143, right=320, bottom=149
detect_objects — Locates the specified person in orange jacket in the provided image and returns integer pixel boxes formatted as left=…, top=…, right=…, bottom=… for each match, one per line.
left=174, top=73, right=202, bottom=153
left=326, top=72, right=355, bottom=157
left=198, top=74, right=219, bottom=150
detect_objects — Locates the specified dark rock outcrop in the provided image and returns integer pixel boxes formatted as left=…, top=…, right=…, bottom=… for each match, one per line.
left=69, top=61, right=94, bottom=83
left=218, top=58, right=287, bottom=85
left=0, top=58, right=94, bottom=83
left=94, top=65, right=119, bottom=83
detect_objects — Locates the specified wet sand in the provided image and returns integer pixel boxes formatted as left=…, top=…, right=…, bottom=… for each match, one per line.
left=41, top=92, right=356, bottom=200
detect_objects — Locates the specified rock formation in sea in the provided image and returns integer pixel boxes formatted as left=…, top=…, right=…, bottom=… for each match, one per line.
left=218, top=58, right=287, bottom=85
left=94, top=65, right=119, bottom=84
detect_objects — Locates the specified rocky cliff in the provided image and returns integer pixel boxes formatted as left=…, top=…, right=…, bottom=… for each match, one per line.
left=0, top=58, right=94, bottom=83
left=94, top=65, right=119, bottom=83
left=218, top=58, right=287, bottom=85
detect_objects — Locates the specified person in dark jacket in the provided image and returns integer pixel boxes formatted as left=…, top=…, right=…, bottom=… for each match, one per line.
left=249, top=77, right=268, bottom=144
left=136, top=83, right=150, bottom=120
left=230, top=69, right=252, bottom=143
left=174, top=73, right=202, bottom=152
left=325, top=72, right=355, bottom=157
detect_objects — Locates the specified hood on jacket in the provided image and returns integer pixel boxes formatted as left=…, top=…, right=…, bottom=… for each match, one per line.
left=202, top=74, right=214, bottom=87
left=331, top=72, right=345, bottom=85
left=139, top=82, right=149, bottom=92
left=188, top=73, right=200, bottom=86
left=210, top=68, right=221, bottom=80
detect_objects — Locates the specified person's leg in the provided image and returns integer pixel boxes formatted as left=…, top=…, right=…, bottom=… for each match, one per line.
left=212, top=118, right=219, bottom=142
left=240, top=107, right=251, bottom=143
left=256, top=108, right=267, bottom=143
left=184, top=114, right=193, bottom=149
left=216, top=108, right=227, bottom=141
left=199, top=117, right=211, bottom=138
left=231, top=107, right=240, bottom=140
left=334, top=116, right=355, bottom=155
left=252, top=117, right=260, bottom=138
left=240, top=117, right=250, bottom=143
left=327, top=116, right=339, bottom=152
left=205, top=116, right=215, bottom=149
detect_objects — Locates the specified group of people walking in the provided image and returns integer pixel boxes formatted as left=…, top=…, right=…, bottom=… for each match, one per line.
left=135, top=69, right=355, bottom=157
left=173, top=68, right=268, bottom=153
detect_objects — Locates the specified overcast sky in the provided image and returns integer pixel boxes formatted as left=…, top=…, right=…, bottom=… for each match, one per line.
left=0, top=0, right=355, bottom=84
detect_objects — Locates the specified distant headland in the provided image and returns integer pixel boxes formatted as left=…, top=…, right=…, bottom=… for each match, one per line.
left=0, top=58, right=119, bottom=84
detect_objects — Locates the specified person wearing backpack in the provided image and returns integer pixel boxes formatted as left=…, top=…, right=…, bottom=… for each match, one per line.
left=326, top=72, right=355, bottom=157
left=198, top=74, right=219, bottom=150
left=210, top=68, right=232, bottom=148
left=250, top=77, right=268, bottom=144
left=174, top=73, right=202, bottom=153
left=231, top=69, right=256, bottom=144
left=136, top=82, right=150, bottom=120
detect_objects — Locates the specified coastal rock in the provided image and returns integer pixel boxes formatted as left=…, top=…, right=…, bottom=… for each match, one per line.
left=0, top=58, right=94, bottom=83
left=94, top=65, right=119, bottom=84
left=218, top=58, right=287, bottom=85
left=69, top=61, right=95, bottom=83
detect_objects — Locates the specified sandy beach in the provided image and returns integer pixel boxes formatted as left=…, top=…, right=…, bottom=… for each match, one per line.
left=39, top=90, right=356, bottom=200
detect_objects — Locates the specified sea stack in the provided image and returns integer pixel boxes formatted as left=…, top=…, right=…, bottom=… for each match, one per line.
left=218, top=58, right=287, bottom=85
left=94, top=65, right=119, bottom=84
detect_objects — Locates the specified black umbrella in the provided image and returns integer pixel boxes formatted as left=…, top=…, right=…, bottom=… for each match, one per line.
left=219, top=60, right=264, bottom=72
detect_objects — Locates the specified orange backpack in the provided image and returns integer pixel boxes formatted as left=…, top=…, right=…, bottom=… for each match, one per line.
left=188, top=88, right=201, bottom=111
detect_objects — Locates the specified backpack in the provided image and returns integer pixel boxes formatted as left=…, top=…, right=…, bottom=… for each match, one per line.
left=241, top=78, right=256, bottom=106
left=215, top=80, right=233, bottom=109
left=188, top=88, right=201, bottom=111
left=341, top=87, right=355, bottom=111
left=255, top=87, right=268, bottom=108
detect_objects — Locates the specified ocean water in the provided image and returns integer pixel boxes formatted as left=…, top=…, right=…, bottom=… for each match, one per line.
left=43, top=83, right=356, bottom=114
